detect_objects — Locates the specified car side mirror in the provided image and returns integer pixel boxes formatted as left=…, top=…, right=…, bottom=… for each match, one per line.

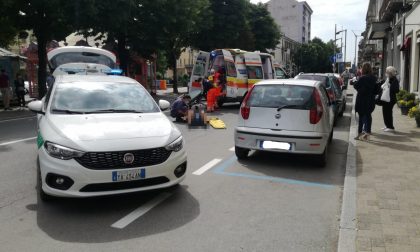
left=159, top=100, right=170, bottom=111
left=28, top=100, right=45, bottom=115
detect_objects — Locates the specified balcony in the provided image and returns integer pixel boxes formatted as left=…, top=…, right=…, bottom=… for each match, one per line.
left=379, top=0, right=403, bottom=21
left=367, top=22, right=390, bottom=40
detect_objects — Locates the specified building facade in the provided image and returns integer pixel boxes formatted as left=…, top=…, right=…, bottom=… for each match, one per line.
left=361, top=0, right=420, bottom=93
left=267, top=0, right=312, bottom=75
left=267, top=0, right=312, bottom=44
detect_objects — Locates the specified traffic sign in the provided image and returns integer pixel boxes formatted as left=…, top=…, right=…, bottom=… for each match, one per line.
left=336, top=53, right=343, bottom=63
left=330, top=55, right=336, bottom=63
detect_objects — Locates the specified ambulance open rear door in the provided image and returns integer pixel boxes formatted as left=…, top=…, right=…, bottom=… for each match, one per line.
left=189, top=51, right=210, bottom=93
left=244, top=52, right=264, bottom=87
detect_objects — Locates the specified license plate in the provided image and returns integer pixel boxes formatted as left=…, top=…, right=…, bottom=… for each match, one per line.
left=261, top=141, right=291, bottom=150
left=112, top=169, right=145, bottom=182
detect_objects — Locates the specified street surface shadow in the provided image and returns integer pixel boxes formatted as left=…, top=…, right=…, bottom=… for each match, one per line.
left=367, top=139, right=420, bottom=152
left=0, top=145, right=12, bottom=152
left=235, top=139, right=348, bottom=186
left=31, top=185, right=199, bottom=243
left=372, top=132, right=416, bottom=143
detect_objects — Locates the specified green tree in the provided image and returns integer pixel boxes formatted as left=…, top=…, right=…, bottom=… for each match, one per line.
left=0, top=0, right=19, bottom=48
left=12, top=0, right=74, bottom=98
left=160, top=0, right=209, bottom=93
left=246, top=3, right=281, bottom=52
left=293, top=37, right=338, bottom=73
left=192, top=0, right=252, bottom=51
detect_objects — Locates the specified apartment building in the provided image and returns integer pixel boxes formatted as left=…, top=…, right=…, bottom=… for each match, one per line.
left=361, top=0, right=420, bottom=93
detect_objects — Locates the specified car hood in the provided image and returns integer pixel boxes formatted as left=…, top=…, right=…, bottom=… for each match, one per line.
left=46, top=113, right=178, bottom=149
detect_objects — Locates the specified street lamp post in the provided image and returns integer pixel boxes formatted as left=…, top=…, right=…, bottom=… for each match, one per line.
left=352, top=31, right=360, bottom=69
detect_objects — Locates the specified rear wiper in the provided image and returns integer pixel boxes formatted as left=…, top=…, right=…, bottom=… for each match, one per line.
left=85, top=109, right=144, bottom=114
left=52, top=109, right=85, bottom=114
left=277, top=105, right=298, bottom=111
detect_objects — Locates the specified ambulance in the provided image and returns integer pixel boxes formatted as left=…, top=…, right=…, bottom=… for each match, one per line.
left=188, top=49, right=287, bottom=106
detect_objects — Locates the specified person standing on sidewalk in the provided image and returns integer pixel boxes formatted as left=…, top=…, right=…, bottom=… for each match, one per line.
left=0, top=69, right=11, bottom=110
left=354, top=63, right=377, bottom=140
left=14, top=74, right=26, bottom=109
left=381, top=66, right=400, bottom=132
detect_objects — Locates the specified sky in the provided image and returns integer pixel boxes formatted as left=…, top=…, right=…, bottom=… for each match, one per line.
left=251, top=0, right=370, bottom=64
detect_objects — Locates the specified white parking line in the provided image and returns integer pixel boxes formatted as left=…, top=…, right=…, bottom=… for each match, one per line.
left=0, top=116, right=36, bottom=123
left=229, top=147, right=235, bottom=151
left=192, top=159, right=222, bottom=175
left=111, top=192, right=173, bottom=229
left=0, top=137, right=37, bottom=146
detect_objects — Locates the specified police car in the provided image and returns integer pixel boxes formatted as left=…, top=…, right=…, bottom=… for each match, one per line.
left=29, top=47, right=187, bottom=200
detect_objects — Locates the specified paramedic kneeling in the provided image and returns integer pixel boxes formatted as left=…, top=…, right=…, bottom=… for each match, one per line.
left=171, top=95, right=191, bottom=122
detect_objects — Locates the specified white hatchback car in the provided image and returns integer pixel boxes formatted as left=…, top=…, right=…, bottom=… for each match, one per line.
left=29, top=75, right=187, bottom=200
left=234, top=79, right=334, bottom=166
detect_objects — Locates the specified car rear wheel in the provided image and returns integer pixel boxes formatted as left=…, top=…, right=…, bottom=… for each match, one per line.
left=37, top=158, right=55, bottom=202
left=315, top=145, right=328, bottom=167
left=235, top=146, right=249, bottom=160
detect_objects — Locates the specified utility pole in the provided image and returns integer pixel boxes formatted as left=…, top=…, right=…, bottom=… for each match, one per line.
left=352, top=31, right=360, bottom=69
left=344, top=29, right=347, bottom=69
left=334, top=24, right=337, bottom=73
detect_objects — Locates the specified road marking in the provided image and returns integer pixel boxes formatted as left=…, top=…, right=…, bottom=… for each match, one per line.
left=0, top=116, right=36, bottom=123
left=111, top=192, right=173, bottom=229
left=0, top=137, right=37, bottom=146
left=213, top=156, right=335, bottom=189
left=192, top=159, right=222, bottom=175
left=229, top=147, right=235, bottom=151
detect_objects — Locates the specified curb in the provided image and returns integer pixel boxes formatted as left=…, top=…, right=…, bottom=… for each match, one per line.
left=337, top=91, right=357, bottom=252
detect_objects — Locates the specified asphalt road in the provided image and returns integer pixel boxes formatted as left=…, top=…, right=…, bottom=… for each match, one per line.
left=0, top=98, right=352, bottom=252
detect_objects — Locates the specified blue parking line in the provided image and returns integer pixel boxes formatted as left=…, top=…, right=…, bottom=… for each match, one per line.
left=212, top=156, right=335, bottom=189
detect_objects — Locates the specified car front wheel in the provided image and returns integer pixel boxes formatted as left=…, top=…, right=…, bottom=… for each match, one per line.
left=235, top=146, right=249, bottom=160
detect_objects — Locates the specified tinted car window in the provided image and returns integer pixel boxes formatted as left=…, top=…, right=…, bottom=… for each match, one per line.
left=51, top=82, right=159, bottom=113
left=248, top=85, right=313, bottom=109
left=50, top=52, right=116, bottom=69
left=296, top=75, right=331, bottom=88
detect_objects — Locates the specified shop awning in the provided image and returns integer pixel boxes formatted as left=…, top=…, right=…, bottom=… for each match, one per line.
left=367, top=22, right=390, bottom=40
left=400, top=37, right=412, bottom=51
left=0, top=47, right=27, bottom=60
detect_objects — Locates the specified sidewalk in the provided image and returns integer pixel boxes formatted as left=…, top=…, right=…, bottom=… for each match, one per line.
left=355, top=101, right=420, bottom=251
left=0, top=107, right=34, bottom=121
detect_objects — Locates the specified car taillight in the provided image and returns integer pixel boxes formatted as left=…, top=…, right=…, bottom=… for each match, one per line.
left=310, top=88, right=323, bottom=124
left=240, top=86, right=254, bottom=120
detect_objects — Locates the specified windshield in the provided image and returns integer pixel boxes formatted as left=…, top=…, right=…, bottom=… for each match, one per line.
left=248, top=85, right=314, bottom=109
left=50, top=82, right=159, bottom=114
left=49, top=52, right=116, bottom=70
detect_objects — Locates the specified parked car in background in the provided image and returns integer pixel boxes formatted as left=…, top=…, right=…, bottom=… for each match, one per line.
left=234, top=79, right=334, bottom=166
left=295, top=73, right=347, bottom=125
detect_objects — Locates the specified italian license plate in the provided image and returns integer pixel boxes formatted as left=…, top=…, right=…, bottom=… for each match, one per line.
left=112, top=169, right=145, bottom=182
left=261, top=141, right=291, bottom=150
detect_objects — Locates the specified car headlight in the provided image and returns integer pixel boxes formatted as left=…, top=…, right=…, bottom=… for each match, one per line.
left=44, top=142, right=85, bottom=160
left=165, top=137, right=183, bottom=152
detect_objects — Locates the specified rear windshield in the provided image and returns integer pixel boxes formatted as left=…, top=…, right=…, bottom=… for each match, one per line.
left=248, top=85, right=314, bottom=109
left=296, top=75, right=331, bottom=88
left=50, top=52, right=116, bottom=70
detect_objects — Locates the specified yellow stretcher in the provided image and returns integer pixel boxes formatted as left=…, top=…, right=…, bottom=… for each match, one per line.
left=208, top=118, right=226, bottom=129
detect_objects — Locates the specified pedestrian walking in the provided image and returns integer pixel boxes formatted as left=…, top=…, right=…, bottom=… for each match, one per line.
left=14, top=74, right=26, bottom=109
left=354, top=63, right=377, bottom=141
left=380, top=66, right=400, bottom=132
left=341, top=69, right=350, bottom=87
left=0, top=69, right=11, bottom=110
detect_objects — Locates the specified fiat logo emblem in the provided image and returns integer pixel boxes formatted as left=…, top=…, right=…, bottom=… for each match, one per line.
left=275, top=113, right=281, bottom=119
left=123, top=153, right=135, bottom=164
